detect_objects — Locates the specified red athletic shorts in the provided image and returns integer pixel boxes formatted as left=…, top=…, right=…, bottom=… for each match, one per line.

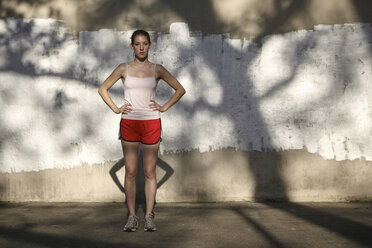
left=119, top=118, right=161, bottom=145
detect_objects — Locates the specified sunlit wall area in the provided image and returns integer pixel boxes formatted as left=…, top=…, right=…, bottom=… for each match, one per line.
left=0, top=0, right=371, bottom=202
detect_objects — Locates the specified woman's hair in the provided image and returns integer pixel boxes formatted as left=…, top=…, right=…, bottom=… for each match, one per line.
left=131, top=29, right=151, bottom=44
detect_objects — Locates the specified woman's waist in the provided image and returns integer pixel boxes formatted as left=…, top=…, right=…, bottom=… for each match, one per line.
left=128, top=106, right=158, bottom=112
left=122, top=107, right=160, bottom=120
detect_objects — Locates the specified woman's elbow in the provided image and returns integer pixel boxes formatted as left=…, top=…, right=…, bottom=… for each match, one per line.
left=98, top=86, right=105, bottom=96
left=179, top=87, right=186, bottom=96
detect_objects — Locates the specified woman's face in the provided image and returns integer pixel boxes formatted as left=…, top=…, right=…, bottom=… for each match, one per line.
left=131, top=35, right=151, bottom=61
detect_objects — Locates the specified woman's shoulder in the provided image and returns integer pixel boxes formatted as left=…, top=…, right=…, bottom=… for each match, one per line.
left=110, top=63, right=127, bottom=78
left=117, top=62, right=129, bottom=71
left=116, top=63, right=128, bottom=70
left=154, top=63, right=166, bottom=72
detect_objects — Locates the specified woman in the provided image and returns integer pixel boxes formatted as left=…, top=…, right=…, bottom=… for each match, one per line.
left=98, top=30, right=185, bottom=232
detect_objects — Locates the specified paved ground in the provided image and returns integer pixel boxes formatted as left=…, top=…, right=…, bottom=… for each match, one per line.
left=0, top=202, right=371, bottom=248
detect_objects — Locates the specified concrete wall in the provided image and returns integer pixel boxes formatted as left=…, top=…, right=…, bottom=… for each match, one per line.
left=0, top=0, right=372, bottom=202
left=1, top=0, right=372, bottom=38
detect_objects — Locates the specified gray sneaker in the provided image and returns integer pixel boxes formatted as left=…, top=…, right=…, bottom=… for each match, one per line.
left=144, top=213, right=157, bottom=232
left=123, top=215, right=139, bottom=232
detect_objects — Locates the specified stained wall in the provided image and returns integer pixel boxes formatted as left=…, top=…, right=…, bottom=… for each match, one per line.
left=0, top=0, right=371, bottom=202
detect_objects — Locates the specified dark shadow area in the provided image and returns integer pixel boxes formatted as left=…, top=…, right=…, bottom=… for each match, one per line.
left=232, top=207, right=286, bottom=248
left=0, top=224, right=142, bottom=248
left=253, top=0, right=309, bottom=45
left=157, top=0, right=227, bottom=35
left=1, top=202, right=371, bottom=247
left=0, top=199, right=10, bottom=208
left=264, top=202, right=372, bottom=247
left=156, top=156, right=174, bottom=188
left=353, top=0, right=372, bottom=54
left=109, top=158, right=125, bottom=193
left=352, top=0, right=372, bottom=23
left=2, top=0, right=372, bottom=40
left=0, top=0, right=24, bottom=18
left=80, top=0, right=135, bottom=31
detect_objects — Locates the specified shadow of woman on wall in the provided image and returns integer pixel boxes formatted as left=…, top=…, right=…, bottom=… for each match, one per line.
left=109, top=145, right=174, bottom=217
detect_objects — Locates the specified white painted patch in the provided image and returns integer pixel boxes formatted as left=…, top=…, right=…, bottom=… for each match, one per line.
left=170, top=22, right=190, bottom=46
left=0, top=20, right=371, bottom=172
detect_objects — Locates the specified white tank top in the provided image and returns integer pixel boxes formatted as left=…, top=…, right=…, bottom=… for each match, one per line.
left=121, top=63, right=160, bottom=120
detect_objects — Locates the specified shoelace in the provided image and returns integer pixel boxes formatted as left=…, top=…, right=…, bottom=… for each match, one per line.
left=127, top=216, right=138, bottom=227
left=145, top=215, right=155, bottom=227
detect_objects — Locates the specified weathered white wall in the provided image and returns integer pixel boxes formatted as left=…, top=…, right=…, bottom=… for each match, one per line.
left=0, top=18, right=371, bottom=201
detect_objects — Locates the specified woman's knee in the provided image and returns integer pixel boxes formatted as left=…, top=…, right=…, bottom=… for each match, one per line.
left=144, top=168, right=156, bottom=180
left=125, top=168, right=137, bottom=179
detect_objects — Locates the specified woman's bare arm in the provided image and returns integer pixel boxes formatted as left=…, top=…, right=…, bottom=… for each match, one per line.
left=98, top=63, right=131, bottom=114
left=150, top=64, right=186, bottom=112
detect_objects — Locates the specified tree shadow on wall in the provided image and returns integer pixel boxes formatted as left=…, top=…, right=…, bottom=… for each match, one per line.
left=158, top=0, right=310, bottom=201
left=153, top=0, right=372, bottom=246
left=1, top=0, right=371, bottom=246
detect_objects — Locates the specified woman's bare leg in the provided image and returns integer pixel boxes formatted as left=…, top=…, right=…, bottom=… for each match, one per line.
left=122, top=140, right=140, bottom=216
left=142, top=142, right=160, bottom=215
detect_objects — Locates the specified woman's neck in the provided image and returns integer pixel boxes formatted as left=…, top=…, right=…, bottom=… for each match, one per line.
left=133, top=56, right=150, bottom=64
